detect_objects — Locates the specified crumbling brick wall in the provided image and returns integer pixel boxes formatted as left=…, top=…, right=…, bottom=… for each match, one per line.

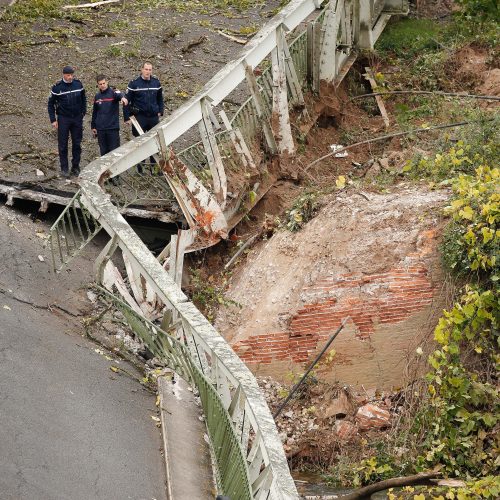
left=234, top=265, right=435, bottom=363
left=231, top=229, right=445, bottom=389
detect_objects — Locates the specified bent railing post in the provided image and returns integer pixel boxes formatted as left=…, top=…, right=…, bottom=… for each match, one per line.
left=51, top=1, right=409, bottom=497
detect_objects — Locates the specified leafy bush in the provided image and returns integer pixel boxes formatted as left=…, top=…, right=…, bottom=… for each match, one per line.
left=403, top=115, right=500, bottom=181
left=388, top=475, right=500, bottom=499
left=442, top=166, right=499, bottom=283
left=189, top=269, right=240, bottom=322
left=404, top=141, right=476, bottom=181
left=281, top=192, right=320, bottom=232
left=416, top=165, right=499, bottom=479
left=456, top=0, right=500, bottom=21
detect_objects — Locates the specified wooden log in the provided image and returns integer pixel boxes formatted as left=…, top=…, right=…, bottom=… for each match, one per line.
left=217, top=30, right=247, bottom=45
left=338, top=472, right=440, bottom=500
left=364, top=66, right=390, bottom=128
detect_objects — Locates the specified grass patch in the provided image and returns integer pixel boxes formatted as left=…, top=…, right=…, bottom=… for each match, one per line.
left=375, top=18, right=440, bottom=58
left=4, top=0, right=85, bottom=20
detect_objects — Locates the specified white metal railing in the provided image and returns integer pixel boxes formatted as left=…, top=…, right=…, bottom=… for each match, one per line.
left=52, top=0, right=408, bottom=497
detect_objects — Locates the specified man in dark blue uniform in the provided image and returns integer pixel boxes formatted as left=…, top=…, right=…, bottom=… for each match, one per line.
left=91, top=75, right=128, bottom=156
left=124, top=61, right=164, bottom=136
left=47, top=66, right=86, bottom=178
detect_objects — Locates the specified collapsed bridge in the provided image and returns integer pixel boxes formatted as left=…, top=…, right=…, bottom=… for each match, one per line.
left=49, top=1, right=408, bottom=498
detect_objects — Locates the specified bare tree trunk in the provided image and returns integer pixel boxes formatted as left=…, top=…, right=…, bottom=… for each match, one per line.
left=338, top=472, right=440, bottom=500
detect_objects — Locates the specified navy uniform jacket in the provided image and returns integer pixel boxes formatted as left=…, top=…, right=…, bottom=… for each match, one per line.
left=91, top=87, right=124, bottom=130
left=123, top=75, right=164, bottom=120
left=48, top=78, right=86, bottom=122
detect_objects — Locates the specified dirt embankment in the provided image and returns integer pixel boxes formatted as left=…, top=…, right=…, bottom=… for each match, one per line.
left=216, top=185, right=450, bottom=389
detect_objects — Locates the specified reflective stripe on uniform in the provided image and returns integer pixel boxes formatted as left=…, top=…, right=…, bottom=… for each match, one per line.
left=126, top=87, right=162, bottom=91
left=52, top=88, right=85, bottom=96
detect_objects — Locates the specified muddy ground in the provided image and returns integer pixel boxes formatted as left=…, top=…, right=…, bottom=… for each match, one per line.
left=0, top=0, right=283, bottom=188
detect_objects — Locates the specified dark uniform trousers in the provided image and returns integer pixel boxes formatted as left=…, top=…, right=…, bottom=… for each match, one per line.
left=132, top=114, right=159, bottom=169
left=131, top=113, right=159, bottom=137
left=96, top=129, right=120, bottom=156
left=58, top=115, right=83, bottom=173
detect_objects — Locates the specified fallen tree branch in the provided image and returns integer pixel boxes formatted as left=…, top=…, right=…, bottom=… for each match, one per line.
left=338, top=472, right=441, bottom=500
left=305, top=119, right=489, bottom=171
left=181, top=35, right=208, bottom=53
left=224, top=234, right=258, bottom=270
left=351, top=90, right=500, bottom=101
left=217, top=30, right=247, bottom=45
left=62, top=0, right=120, bottom=10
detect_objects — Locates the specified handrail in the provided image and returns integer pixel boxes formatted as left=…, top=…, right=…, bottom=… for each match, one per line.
left=67, top=0, right=407, bottom=497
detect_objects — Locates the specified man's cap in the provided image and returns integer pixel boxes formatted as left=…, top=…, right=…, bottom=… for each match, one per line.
left=62, top=65, right=74, bottom=74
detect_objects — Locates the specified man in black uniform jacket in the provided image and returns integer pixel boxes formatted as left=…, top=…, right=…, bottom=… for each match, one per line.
left=124, top=61, right=164, bottom=136
left=47, top=65, right=86, bottom=178
left=91, top=75, right=128, bottom=156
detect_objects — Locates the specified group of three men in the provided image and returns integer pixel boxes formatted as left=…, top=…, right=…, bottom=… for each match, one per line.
left=47, top=61, right=164, bottom=178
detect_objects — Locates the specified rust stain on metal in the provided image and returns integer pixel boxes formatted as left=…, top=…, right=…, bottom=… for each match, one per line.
left=99, top=169, right=111, bottom=187
left=159, top=148, right=228, bottom=250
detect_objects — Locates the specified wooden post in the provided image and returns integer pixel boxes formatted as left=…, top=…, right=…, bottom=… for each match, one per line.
left=364, top=67, right=390, bottom=128
left=271, top=26, right=294, bottom=155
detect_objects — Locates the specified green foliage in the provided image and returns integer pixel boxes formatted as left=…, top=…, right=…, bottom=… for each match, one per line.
left=394, top=100, right=437, bottom=128
left=5, top=0, right=70, bottom=19
left=352, top=456, right=396, bottom=487
left=404, top=141, right=476, bottom=182
left=416, top=163, right=499, bottom=479
left=143, top=0, right=267, bottom=14
left=441, top=166, right=499, bottom=282
left=421, top=286, right=499, bottom=475
left=374, top=14, right=499, bottom=92
left=189, top=269, right=240, bottom=322
left=375, top=18, right=440, bottom=58
left=403, top=115, right=500, bottom=182
left=456, top=0, right=500, bottom=21
left=106, top=45, right=123, bottom=57
left=280, top=192, right=320, bottom=232
left=388, top=475, right=500, bottom=499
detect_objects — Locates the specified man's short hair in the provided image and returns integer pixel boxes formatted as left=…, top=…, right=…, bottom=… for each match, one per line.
left=96, top=74, right=107, bottom=83
left=142, top=61, right=152, bottom=68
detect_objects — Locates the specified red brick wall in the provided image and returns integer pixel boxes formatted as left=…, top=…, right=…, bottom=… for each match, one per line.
left=233, top=266, right=435, bottom=365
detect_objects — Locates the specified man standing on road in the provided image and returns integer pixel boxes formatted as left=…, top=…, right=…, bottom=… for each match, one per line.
left=47, top=65, right=86, bottom=178
left=91, top=75, right=128, bottom=157
left=124, top=61, right=164, bottom=136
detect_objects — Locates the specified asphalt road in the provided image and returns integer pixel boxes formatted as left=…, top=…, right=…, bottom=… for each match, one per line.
left=0, top=207, right=166, bottom=500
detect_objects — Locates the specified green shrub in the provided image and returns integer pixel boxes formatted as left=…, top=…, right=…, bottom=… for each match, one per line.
left=456, top=0, right=500, bottom=21
left=417, top=165, right=499, bottom=479
left=442, top=165, right=499, bottom=282
left=280, top=192, right=320, bottom=232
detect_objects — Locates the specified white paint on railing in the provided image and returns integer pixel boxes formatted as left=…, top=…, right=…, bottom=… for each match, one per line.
left=77, top=1, right=409, bottom=497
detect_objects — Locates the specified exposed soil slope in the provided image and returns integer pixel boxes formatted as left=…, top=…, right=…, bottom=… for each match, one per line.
left=216, top=185, right=450, bottom=389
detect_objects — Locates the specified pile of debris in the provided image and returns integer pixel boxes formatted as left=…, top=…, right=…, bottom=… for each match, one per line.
left=258, top=377, right=398, bottom=463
